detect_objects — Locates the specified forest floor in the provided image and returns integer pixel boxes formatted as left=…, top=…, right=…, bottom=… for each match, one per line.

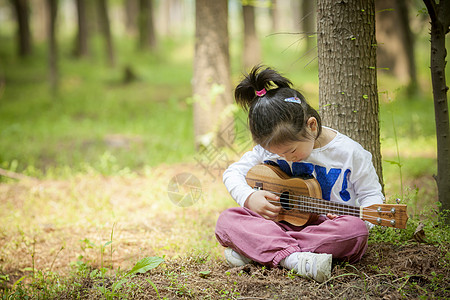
left=0, top=164, right=449, bottom=299
left=53, top=242, right=449, bottom=299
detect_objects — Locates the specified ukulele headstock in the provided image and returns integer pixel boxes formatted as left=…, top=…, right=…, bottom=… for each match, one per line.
left=362, top=204, right=408, bottom=229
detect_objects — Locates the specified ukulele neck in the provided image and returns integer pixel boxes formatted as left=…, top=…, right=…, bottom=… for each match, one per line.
left=298, top=196, right=361, bottom=217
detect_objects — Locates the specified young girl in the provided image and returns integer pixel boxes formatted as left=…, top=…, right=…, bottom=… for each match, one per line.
left=215, top=65, right=384, bottom=283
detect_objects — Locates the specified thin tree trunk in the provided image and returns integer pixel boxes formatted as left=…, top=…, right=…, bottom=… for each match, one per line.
left=375, top=0, right=416, bottom=90
left=193, top=0, right=233, bottom=149
left=270, top=0, right=279, bottom=33
left=97, top=0, right=115, bottom=67
left=11, top=0, right=32, bottom=57
left=396, top=0, right=417, bottom=93
left=74, top=0, right=89, bottom=57
left=300, top=0, right=316, bottom=52
left=243, top=4, right=261, bottom=69
left=317, top=0, right=383, bottom=189
left=138, top=0, right=157, bottom=50
left=423, top=0, right=450, bottom=223
left=147, top=0, right=156, bottom=48
left=125, top=0, right=138, bottom=36
left=47, top=0, right=58, bottom=94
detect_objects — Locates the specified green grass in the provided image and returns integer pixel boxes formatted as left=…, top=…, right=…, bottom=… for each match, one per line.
left=0, top=36, right=196, bottom=177
left=1, top=12, right=450, bottom=299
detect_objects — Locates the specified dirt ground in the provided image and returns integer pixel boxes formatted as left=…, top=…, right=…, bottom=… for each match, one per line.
left=1, top=167, right=449, bottom=299
left=52, top=242, right=448, bottom=299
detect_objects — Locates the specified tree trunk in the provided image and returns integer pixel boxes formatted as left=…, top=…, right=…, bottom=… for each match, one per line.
left=375, top=0, right=417, bottom=91
left=396, top=0, right=417, bottom=93
left=423, top=0, right=450, bottom=223
left=74, top=0, right=89, bottom=57
left=243, top=4, right=261, bottom=69
left=300, top=0, right=316, bottom=52
left=317, top=0, right=383, bottom=189
left=97, top=0, right=115, bottom=67
left=47, top=0, right=58, bottom=94
left=138, top=0, right=157, bottom=50
left=193, top=0, right=233, bottom=149
left=125, top=0, right=138, bottom=36
left=270, top=0, right=279, bottom=33
left=11, top=0, right=32, bottom=57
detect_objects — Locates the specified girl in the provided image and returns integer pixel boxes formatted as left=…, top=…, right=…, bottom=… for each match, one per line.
left=215, top=65, right=384, bottom=283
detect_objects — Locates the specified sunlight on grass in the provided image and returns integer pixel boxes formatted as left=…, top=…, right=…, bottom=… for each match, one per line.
left=1, top=20, right=448, bottom=298
left=0, top=165, right=231, bottom=275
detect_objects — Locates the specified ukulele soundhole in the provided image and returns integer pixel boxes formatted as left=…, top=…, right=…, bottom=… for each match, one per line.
left=280, top=191, right=292, bottom=210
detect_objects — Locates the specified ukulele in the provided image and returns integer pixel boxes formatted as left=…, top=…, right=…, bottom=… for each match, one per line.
left=245, top=164, right=408, bottom=229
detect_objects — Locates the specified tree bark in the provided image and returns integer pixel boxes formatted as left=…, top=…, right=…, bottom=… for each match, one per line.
left=74, top=0, right=89, bottom=57
left=97, top=0, right=115, bottom=67
left=423, top=0, right=450, bottom=223
left=47, top=0, right=58, bottom=94
left=193, top=0, right=233, bottom=149
left=317, top=0, right=383, bottom=189
left=243, top=4, right=261, bottom=69
left=11, top=0, right=32, bottom=57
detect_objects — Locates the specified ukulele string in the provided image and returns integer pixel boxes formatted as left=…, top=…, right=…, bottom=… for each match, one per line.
left=264, top=199, right=360, bottom=216
left=263, top=190, right=360, bottom=215
left=262, top=190, right=398, bottom=223
left=264, top=190, right=394, bottom=214
left=264, top=198, right=398, bottom=224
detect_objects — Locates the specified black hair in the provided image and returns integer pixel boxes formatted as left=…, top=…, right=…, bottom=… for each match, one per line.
left=235, top=65, right=322, bottom=148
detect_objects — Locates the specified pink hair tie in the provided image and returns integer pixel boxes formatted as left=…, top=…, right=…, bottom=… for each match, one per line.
left=256, top=88, right=266, bottom=97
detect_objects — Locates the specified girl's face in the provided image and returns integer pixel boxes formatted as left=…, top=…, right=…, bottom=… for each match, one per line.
left=268, top=138, right=315, bottom=162
left=267, top=117, right=318, bottom=162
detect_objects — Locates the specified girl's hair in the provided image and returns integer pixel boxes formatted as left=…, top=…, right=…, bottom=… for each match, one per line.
left=235, top=65, right=322, bottom=148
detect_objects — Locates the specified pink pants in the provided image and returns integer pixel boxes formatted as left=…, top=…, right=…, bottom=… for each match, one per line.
left=215, top=207, right=369, bottom=267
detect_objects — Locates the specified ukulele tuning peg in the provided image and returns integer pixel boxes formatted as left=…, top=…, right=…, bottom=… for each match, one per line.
left=395, top=198, right=401, bottom=204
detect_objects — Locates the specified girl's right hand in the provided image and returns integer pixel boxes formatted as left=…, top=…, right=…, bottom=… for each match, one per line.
left=244, top=190, right=281, bottom=221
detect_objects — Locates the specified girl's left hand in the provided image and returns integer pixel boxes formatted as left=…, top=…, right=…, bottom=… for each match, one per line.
left=326, top=213, right=338, bottom=220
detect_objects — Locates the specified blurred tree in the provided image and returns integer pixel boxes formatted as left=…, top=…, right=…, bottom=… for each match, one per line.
left=30, top=0, right=47, bottom=42
left=422, top=0, right=450, bottom=223
left=97, top=0, right=115, bottom=67
left=193, top=0, right=233, bottom=148
left=376, top=0, right=417, bottom=93
left=47, top=0, right=58, bottom=94
left=74, top=0, right=89, bottom=57
left=300, top=0, right=316, bottom=53
left=243, top=2, right=261, bottom=69
left=317, top=0, right=383, bottom=188
left=125, top=0, right=138, bottom=36
left=10, top=0, right=32, bottom=57
left=270, top=0, right=279, bottom=32
left=138, top=0, right=157, bottom=50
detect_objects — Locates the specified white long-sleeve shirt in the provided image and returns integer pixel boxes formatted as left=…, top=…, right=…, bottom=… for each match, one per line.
left=223, top=128, right=384, bottom=210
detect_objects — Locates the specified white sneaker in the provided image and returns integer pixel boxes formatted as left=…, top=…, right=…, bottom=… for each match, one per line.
left=296, top=252, right=332, bottom=283
left=224, top=248, right=252, bottom=267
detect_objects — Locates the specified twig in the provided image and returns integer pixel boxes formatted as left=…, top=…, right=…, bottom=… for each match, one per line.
left=0, top=167, right=36, bottom=181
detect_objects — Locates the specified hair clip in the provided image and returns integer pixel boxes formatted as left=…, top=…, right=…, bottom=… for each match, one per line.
left=284, top=97, right=301, bottom=104
left=256, top=88, right=266, bottom=97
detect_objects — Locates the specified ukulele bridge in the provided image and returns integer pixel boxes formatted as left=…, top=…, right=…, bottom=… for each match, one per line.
left=253, top=182, right=263, bottom=190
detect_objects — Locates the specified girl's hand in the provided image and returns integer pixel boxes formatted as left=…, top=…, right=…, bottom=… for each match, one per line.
left=326, top=213, right=338, bottom=220
left=244, top=190, right=281, bottom=221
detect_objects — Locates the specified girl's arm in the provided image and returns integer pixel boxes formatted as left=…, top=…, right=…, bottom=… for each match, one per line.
left=223, top=145, right=268, bottom=207
left=223, top=145, right=281, bottom=219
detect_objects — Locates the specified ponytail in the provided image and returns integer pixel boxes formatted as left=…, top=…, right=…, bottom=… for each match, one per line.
left=235, top=65, right=292, bottom=111
left=234, top=65, right=322, bottom=147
